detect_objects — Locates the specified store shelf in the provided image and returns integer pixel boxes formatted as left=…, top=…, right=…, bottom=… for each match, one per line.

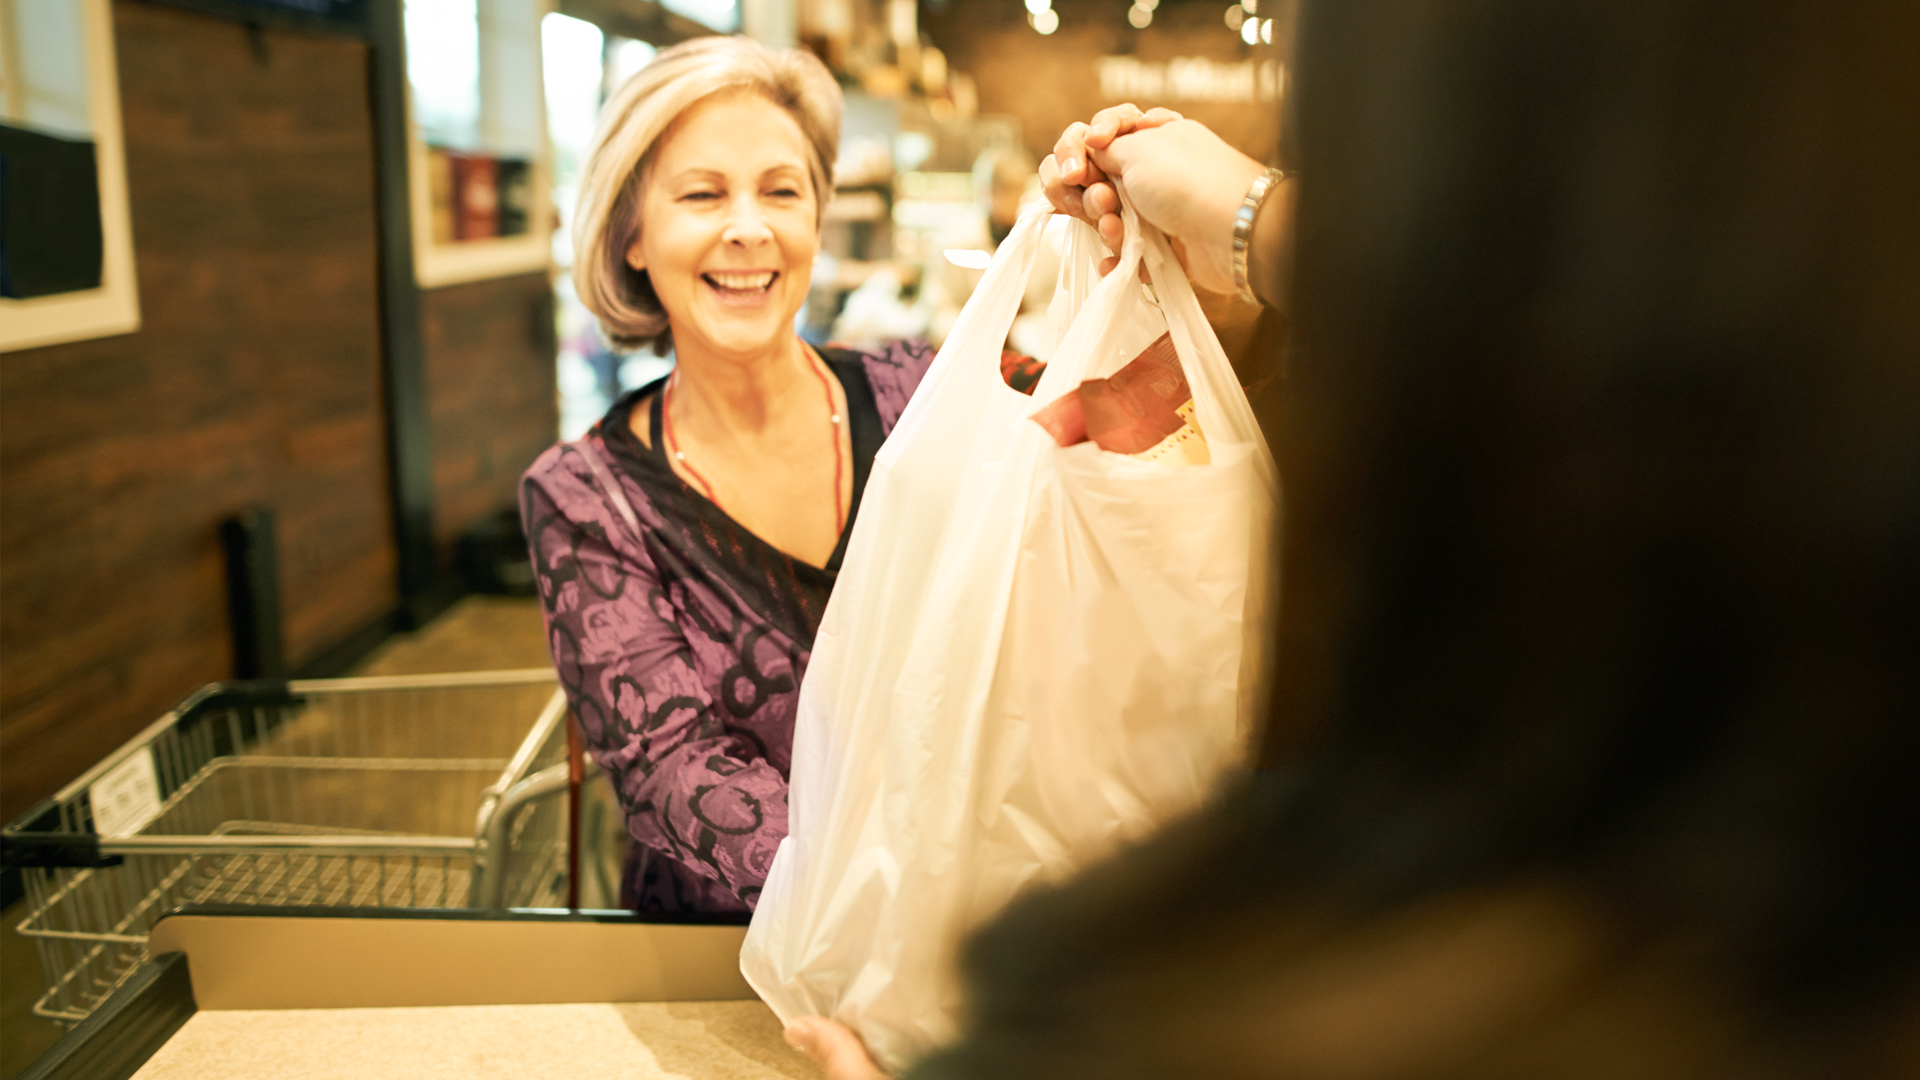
left=403, top=0, right=554, bottom=290
left=412, top=229, right=553, bottom=289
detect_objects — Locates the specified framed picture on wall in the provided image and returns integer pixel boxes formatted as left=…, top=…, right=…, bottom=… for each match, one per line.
left=405, top=0, right=554, bottom=287
left=0, top=0, right=141, bottom=352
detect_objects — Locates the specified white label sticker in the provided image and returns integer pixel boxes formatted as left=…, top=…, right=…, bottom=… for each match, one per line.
left=89, top=750, right=162, bottom=838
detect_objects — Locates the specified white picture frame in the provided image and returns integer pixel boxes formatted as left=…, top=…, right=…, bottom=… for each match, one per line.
left=0, top=0, right=141, bottom=353
left=407, top=0, right=555, bottom=289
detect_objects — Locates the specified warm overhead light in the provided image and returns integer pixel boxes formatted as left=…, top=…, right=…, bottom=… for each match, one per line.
left=1024, top=0, right=1049, bottom=13
left=1138, top=0, right=1158, bottom=9
left=1240, top=14, right=1259, bottom=42
left=1224, top=3, right=1244, bottom=30
left=1032, top=7, right=1058, bottom=32
left=1241, top=0, right=1257, bottom=13
left=1128, top=3, right=1151, bottom=27
left=1260, top=17, right=1271, bottom=42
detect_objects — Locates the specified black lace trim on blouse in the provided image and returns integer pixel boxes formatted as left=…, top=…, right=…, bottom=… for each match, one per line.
left=596, top=348, right=885, bottom=649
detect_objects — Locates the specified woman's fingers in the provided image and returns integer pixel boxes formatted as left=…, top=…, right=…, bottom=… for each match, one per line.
left=1039, top=154, right=1086, bottom=219
left=1049, top=105, right=1193, bottom=257
left=1097, top=204, right=1125, bottom=254
left=1083, top=179, right=1118, bottom=220
left=1085, top=103, right=1144, bottom=147
left=1055, top=104, right=1178, bottom=189
left=1045, top=120, right=1111, bottom=228
left=784, top=1018, right=891, bottom=1080
left=1085, top=103, right=1183, bottom=148
left=1079, top=180, right=1123, bottom=258
left=1044, top=157, right=1117, bottom=232
left=1087, top=120, right=1264, bottom=294
left=1050, top=120, right=1094, bottom=185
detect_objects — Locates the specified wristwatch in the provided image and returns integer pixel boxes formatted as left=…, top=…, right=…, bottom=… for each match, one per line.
left=1232, top=166, right=1292, bottom=305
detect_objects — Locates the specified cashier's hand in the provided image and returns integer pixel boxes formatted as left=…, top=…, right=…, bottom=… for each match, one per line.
left=1041, top=103, right=1181, bottom=228
left=1042, top=111, right=1267, bottom=296
left=785, top=1017, right=891, bottom=1080
left=1041, top=103, right=1181, bottom=277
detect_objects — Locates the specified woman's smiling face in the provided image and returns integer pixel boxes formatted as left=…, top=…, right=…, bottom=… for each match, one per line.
left=628, top=90, right=820, bottom=360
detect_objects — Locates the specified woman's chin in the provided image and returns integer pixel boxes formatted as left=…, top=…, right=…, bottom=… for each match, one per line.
left=682, top=312, right=799, bottom=359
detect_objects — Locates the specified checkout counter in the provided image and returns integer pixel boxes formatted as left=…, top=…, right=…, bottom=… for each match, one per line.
left=22, top=906, right=820, bottom=1080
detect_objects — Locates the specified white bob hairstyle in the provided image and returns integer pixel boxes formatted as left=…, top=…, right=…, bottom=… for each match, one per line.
left=572, top=36, right=843, bottom=351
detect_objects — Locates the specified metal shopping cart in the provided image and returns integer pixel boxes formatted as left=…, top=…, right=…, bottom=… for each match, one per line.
left=0, top=669, right=590, bottom=1024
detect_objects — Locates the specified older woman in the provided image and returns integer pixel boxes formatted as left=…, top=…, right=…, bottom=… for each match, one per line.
left=520, top=37, right=934, bottom=915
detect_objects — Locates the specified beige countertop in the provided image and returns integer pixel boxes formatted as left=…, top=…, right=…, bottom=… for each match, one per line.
left=132, top=1000, right=824, bottom=1080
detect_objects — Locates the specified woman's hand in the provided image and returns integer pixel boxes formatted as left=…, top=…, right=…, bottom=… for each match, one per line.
left=1041, top=103, right=1184, bottom=242
left=785, top=1017, right=892, bottom=1080
left=1043, top=111, right=1280, bottom=301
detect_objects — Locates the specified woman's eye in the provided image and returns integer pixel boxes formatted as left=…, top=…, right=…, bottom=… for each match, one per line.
left=680, top=191, right=720, bottom=202
left=767, top=187, right=802, bottom=199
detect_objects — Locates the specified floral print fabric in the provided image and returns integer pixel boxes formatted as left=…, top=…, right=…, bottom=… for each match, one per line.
left=520, top=340, right=934, bottom=914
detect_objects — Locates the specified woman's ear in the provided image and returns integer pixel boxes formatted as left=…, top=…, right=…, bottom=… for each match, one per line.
left=625, top=237, right=646, bottom=272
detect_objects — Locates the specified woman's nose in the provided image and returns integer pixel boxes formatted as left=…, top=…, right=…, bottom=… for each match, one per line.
left=722, top=194, right=774, bottom=246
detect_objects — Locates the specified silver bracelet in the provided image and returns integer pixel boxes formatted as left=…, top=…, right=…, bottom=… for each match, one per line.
left=1232, top=166, right=1289, bottom=305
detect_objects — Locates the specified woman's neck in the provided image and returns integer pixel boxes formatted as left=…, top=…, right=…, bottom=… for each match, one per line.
left=670, top=333, right=811, bottom=435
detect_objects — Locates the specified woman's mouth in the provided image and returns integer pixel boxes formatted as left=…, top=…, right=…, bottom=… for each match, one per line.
left=703, top=271, right=778, bottom=296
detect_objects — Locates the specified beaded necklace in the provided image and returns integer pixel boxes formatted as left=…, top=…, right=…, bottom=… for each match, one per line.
left=661, top=341, right=847, bottom=537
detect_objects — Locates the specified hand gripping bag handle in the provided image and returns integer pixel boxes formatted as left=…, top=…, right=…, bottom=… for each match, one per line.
left=1127, top=183, right=1270, bottom=457
left=1023, top=181, right=1274, bottom=476
left=1021, top=194, right=1150, bottom=402
left=883, top=204, right=1105, bottom=452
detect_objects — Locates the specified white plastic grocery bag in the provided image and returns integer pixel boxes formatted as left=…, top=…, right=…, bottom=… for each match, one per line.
left=741, top=193, right=1277, bottom=1071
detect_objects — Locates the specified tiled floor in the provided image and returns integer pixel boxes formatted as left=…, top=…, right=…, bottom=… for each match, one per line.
left=0, top=912, right=62, bottom=1078
left=1, top=596, right=552, bottom=1079
left=350, top=595, right=553, bottom=676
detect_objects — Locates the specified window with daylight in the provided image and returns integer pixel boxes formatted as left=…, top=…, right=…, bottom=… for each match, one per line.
left=403, top=0, right=553, bottom=286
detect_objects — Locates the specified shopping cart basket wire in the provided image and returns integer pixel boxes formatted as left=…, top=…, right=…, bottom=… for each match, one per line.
left=2, top=669, right=578, bottom=1024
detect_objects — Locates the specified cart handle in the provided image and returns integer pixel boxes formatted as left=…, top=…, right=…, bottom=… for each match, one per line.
left=0, top=816, right=124, bottom=870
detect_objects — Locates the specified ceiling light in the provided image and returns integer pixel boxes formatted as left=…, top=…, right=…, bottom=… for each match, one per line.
left=1224, top=4, right=1244, bottom=30
left=1032, top=7, right=1058, bottom=33
left=1128, top=3, right=1151, bottom=27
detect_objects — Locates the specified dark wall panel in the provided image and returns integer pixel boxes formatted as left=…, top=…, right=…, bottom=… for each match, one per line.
left=420, top=272, right=557, bottom=559
left=0, top=1, right=394, bottom=822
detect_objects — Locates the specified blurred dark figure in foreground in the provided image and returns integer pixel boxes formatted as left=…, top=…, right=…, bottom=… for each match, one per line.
left=897, top=0, right=1920, bottom=1076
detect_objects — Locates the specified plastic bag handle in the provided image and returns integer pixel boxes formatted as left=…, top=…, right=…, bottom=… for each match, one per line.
left=1022, top=186, right=1152, bottom=397
left=932, top=205, right=1108, bottom=394
left=946, top=206, right=1049, bottom=392
left=1121, top=180, right=1270, bottom=451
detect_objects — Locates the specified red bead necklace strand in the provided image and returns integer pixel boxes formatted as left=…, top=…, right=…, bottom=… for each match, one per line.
left=661, top=342, right=846, bottom=538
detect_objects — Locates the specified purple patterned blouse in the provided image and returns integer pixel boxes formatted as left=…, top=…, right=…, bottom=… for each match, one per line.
left=520, top=340, right=935, bottom=915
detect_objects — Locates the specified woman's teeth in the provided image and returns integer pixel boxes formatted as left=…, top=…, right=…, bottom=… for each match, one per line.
left=706, top=272, right=776, bottom=292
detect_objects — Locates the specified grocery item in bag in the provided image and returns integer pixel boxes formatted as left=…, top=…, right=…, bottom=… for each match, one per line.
left=1030, top=331, right=1210, bottom=465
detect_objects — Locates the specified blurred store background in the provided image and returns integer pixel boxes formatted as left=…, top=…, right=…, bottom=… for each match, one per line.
left=528, top=0, right=1294, bottom=435
left=0, top=0, right=1292, bottom=815
left=0, top=5, right=1285, bottom=1065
